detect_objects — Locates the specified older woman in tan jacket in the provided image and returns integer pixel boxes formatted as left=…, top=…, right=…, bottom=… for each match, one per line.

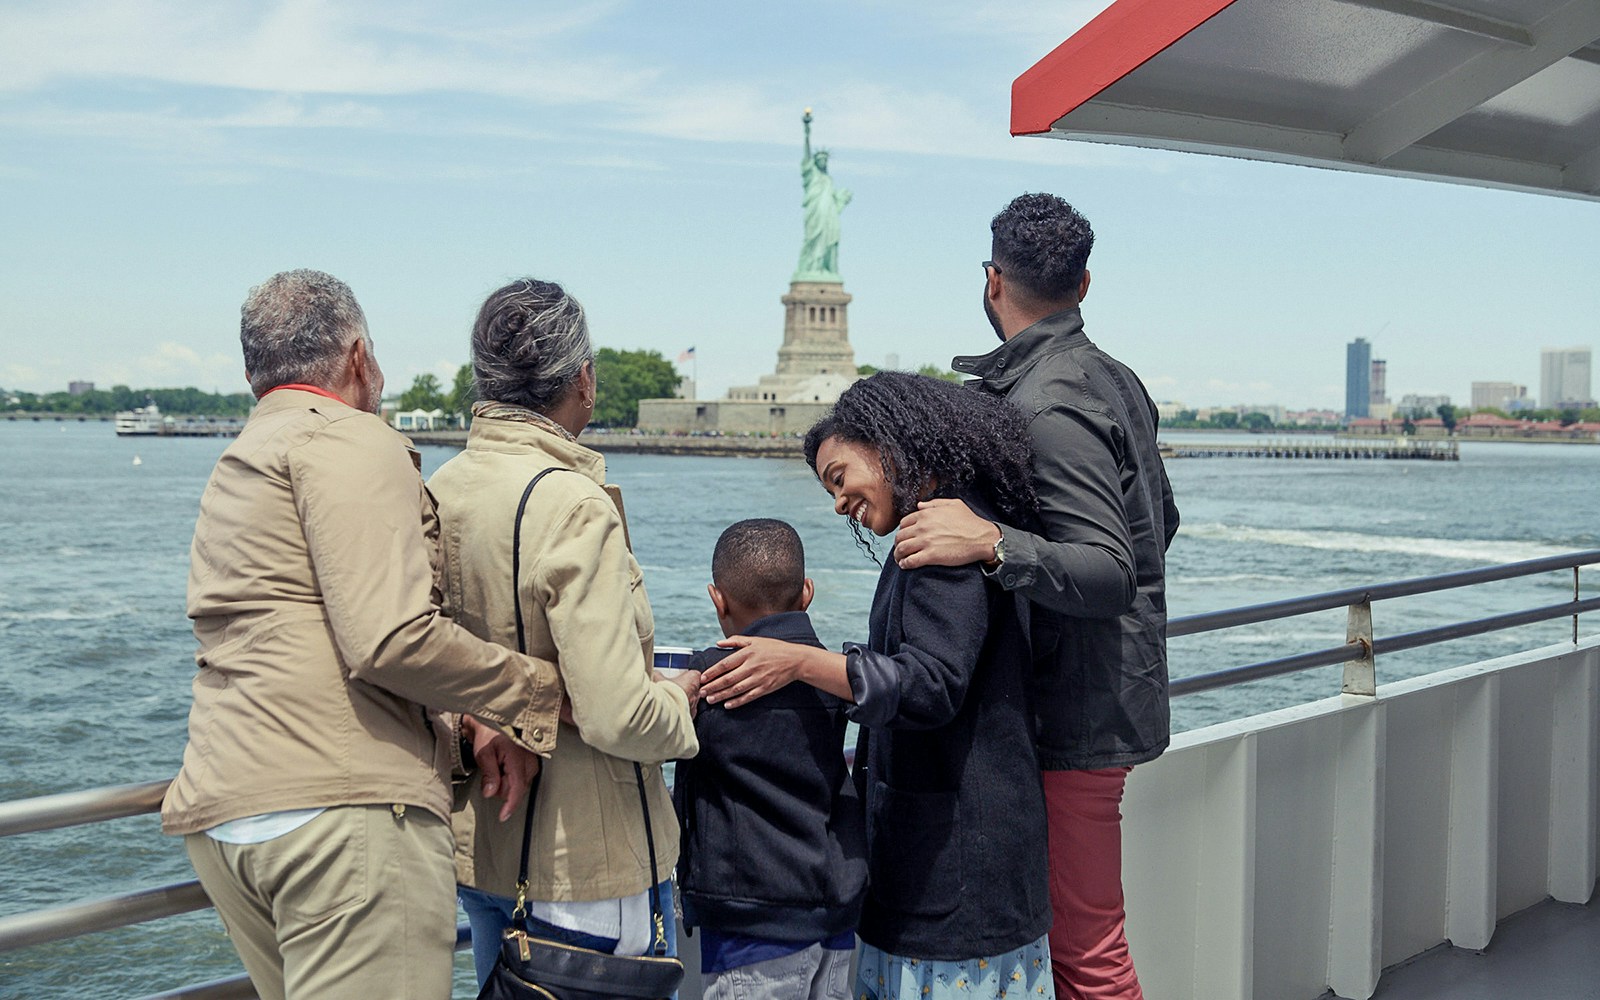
left=428, top=278, right=700, bottom=985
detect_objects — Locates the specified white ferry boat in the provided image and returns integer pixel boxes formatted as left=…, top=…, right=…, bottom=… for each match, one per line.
left=114, top=402, right=168, bottom=437
left=1, top=2, right=1595, bottom=998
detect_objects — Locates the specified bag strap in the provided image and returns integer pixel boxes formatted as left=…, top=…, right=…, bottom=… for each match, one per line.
left=510, top=467, right=567, bottom=923
left=504, top=467, right=670, bottom=956
left=634, top=761, right=669, bottom=955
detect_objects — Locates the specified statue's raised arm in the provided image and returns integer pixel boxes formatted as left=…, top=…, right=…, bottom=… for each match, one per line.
left=794, top=109, right=850, bottom=283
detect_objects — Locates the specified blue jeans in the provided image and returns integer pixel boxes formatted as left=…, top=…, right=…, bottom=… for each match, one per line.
left=459, top=881, right=677, bottom=987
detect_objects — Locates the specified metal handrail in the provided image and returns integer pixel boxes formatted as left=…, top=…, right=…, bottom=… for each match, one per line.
left=0, top=778, right=169, bottom=837
left=1167, top=549, right=1598, bottom=698
left=1172, top=595, right=1600, bottom=697
left=1169, top=549, right=1600, bottom=637
left=136, top=976, right=257, bottom=1000
left=2, top=552, right=1596, bottom=998
left=0, top=881, right=210, bottom=952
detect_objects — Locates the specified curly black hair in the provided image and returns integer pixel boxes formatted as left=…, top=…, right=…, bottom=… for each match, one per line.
left=990, top=192, right=1094, bottom=305
left=803, top=371, right=1039, bottom=558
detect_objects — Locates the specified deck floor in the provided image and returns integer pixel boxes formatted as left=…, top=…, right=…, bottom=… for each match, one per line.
left=1358, top=896, right=1600, bottom=1000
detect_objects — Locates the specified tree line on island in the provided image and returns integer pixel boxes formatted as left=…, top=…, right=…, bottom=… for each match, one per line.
left=1, top=384, right=256, bottom=416
left=396, top=348, right=687, bottom=429
left=392, top=354, right=963, bottom=429
left=25, top=360, right=1587, bottom=433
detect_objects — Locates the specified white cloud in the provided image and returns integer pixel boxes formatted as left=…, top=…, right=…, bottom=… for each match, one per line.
left=0, top=0, right=650, bottom=103
left=567, top=154, right=669, bottom=172
left=0, top=0, right=1144, bottom=174
left=1, top=363, right=43, bottom=387
left=133, top=341, right=243, bottom=388
left=619, top=80, right=1136, bottom=167
left=0, top=342, right=245, bottom=393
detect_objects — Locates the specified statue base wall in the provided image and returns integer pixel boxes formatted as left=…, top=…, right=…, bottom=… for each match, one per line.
left=635, top=272, right=860, bottom=436
left=636, top=398, right=836, bottom=437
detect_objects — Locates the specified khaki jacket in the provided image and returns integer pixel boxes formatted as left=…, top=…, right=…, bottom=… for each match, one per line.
left=430, top=409, right=698, bottom=901
left=161, top=389, right=563, bottom=835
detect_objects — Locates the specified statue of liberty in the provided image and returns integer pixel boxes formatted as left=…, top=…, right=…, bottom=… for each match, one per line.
left=794, top=109, right=852, bottom=282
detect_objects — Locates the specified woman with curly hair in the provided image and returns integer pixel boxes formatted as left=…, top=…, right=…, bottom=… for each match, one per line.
left=701, top=371, right=1056, bottom=1000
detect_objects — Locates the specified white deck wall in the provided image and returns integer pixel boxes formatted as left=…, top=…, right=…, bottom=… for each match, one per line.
left=1123, top=635, right=1600, bottom=1000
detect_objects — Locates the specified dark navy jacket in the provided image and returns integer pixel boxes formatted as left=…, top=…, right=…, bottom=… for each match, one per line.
left=673, top=611, right=867, bottom=942
left=845, top=496, right=1050, bottom=961
left=954, top=307, right=1180, bottom=770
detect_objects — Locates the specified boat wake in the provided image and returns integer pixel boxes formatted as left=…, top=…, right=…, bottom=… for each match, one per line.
left=1179, top=523, right=1577, bottom=564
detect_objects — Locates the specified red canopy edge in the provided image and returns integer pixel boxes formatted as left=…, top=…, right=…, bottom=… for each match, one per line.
left=1010, top=0, right=1238, bottom=137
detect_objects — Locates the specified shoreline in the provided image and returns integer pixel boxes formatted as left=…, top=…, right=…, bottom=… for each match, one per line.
left=409, top=429, right=804, bottom=458
left=6, top=417, right=1592, bottom=449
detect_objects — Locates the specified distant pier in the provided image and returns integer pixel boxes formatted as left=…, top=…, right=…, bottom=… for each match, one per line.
left=1163, top=437, right=1458, bottom=461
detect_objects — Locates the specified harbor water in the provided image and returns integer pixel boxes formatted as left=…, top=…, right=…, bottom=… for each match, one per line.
left=1, top=422, right=1596, bottom=997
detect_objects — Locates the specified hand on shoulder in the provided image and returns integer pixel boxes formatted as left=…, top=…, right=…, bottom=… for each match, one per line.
left=893, top=499, right=1001, bottom=570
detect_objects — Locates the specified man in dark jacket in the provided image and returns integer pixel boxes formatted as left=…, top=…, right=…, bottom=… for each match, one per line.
left=675, top=518, right=866, bottom=1000
left=894, top=193, right=1179, bottom=1000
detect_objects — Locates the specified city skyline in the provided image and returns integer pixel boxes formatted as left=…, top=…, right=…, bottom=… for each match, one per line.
left=2, top=1, right=1598, bottom=411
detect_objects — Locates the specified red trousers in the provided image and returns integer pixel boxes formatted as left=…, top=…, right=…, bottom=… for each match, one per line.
left=1043, top=767, right=1144, bottom=1000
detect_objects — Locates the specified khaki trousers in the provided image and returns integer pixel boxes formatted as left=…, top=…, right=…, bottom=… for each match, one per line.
left=185, top=804, right=456, bottom=1000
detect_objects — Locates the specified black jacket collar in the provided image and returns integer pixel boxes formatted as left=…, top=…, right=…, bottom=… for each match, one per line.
left=952, top=305, right=1088, bottom=392
left=738, top=610, right=823, bottom=648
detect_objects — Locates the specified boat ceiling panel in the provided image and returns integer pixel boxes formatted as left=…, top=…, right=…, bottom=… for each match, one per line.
left=1013, top=0, right=1600, bottom=200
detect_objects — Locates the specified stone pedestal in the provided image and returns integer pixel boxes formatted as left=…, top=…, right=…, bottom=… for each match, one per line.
left=777, top=281, right=855, bottom=378
left=727, top=281, right=859, bottom=403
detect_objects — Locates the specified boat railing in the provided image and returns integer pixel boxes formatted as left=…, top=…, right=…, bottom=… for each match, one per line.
left=3, top=550, right=1597, bottom=999
left=1169, top=549, right=1600, bottom=697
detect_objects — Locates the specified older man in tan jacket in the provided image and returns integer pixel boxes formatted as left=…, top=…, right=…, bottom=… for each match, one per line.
left=161, top=269, right=563, bottom=1000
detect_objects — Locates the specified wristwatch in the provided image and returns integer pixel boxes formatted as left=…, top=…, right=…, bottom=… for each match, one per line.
left=984, top=526, right=1006, bottom=574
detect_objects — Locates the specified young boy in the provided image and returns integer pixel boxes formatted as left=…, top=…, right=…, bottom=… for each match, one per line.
left=674, top=518, right=867, bottom=1000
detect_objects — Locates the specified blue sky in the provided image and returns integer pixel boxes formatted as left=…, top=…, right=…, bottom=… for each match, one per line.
left=1, top=0, right=1595, bottom=410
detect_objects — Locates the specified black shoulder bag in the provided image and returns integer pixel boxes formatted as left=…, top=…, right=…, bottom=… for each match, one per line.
left=478, top=467, right=685, bottom=1000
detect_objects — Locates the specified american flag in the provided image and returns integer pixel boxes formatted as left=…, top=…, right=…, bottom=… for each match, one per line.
left=677, top=347, right=696, bottom=363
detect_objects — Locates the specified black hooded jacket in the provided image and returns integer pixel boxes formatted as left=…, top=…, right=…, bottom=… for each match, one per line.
left=673, top=611, right=867, bottom=941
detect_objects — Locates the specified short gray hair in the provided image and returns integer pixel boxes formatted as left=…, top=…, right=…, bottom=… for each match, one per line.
left=470, top=278, right=592, bottom=412
left=240, top=269, right=369, bottom=396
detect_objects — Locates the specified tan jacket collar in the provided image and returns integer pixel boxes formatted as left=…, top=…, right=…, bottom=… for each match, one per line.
left=467, top=405, right=606, bottom=484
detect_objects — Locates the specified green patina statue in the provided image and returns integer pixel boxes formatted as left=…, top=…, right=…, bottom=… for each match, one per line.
left=794, top=109, right=852, bottom=283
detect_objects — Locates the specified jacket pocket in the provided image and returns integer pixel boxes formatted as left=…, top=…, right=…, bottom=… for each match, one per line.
left=866, top=780, right=960, bottom=917
left=603, top=757, right=670, bottom=873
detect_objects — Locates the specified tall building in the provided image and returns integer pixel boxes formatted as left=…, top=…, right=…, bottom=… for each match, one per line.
left=1345, top=338, right=1371, bottom=418
left=1540, top=347, right=1593, bottom=408
left=1471, top=381, right=1527, bottom=411
left=67, top=381, right=95, bottom=396
left=1399, top=393, right=1451, bottom=417
left=1369, top=358, right=1388, bottom=407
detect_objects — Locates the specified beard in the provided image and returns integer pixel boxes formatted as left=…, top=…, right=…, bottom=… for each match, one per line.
left=983, top=286, right=1005, bottom=342
left=362, top=350, right=385, bottom=415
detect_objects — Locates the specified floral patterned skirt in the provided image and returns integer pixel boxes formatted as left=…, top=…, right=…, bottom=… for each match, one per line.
left=854, top=936, right=1055, bottom=1000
